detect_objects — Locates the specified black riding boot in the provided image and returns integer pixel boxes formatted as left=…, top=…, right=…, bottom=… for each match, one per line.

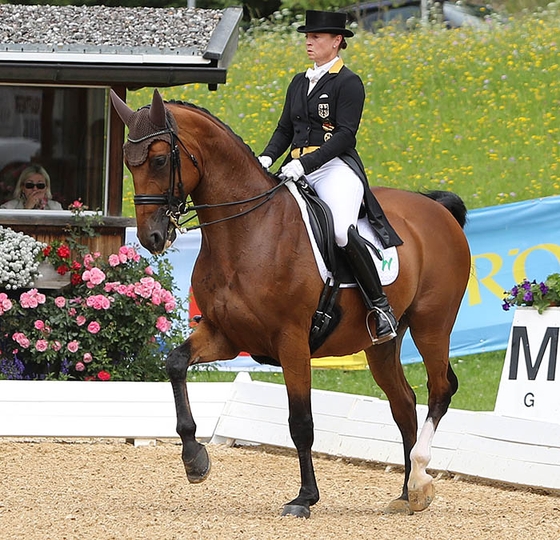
left=344, top=225, right=397, bottom=344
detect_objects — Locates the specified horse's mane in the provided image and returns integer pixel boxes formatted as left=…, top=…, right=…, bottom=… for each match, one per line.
left=166, top=99, right=259, bottom=162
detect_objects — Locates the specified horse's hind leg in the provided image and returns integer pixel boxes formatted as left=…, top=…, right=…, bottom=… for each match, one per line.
left=165, top=320, right=238, bottom=484
left=365, top=336, right=419, bottom=515
left=407, top=332, right=458, bottom=512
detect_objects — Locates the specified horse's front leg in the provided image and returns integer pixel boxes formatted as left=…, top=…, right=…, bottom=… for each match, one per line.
left=280, top=358, right=319, bottom=519
left=165, top=320, right=238, bottom=484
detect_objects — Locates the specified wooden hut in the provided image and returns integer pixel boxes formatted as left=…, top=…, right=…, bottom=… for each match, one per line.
left=0, top=4, right=242, bottom=255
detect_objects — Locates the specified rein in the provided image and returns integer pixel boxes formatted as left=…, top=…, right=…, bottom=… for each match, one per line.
left=131, top=122, right=290, bottom=233
left=176, top=175, right=290, bottom=232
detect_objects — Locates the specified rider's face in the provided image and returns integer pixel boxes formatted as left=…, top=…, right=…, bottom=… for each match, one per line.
left=305, top=33, right=341, bottom=67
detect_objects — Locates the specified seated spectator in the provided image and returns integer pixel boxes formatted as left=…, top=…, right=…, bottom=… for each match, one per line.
left=0, top=164, right=62, bottom=210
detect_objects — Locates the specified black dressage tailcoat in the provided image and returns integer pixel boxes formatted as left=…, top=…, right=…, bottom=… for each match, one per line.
left=261, top=59, right=402, bottom=248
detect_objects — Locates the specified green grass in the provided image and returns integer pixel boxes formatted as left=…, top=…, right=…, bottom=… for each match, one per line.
left=124, top=9, right=560, bottom=216
left=188, top=350, right=505, bottom=411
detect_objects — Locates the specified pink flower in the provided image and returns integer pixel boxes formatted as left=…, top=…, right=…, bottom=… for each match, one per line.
left=19, top=289, right=46, bottom=309
left=12, top=332, right=30, bottom=349
left=75, top=361, right=85, bottom=372
left=129, top=247, right=138, bottom=260
left=117, top=245, right=136, bottom=263
left=54, top=296, right=66, bottom=308
left=116, top=284, right=133, bottom=296
left=35, top=339, right=48, bottom=352
left=67, top=340, right=79, bottom=353
left=71, top=200, right=84, bottom=209
left=87, top=321, right=101, bottom=334
left=86, top=294, right=112, bottom=310
left=134, top=276, right=156, bottom=299
left=156, top=316, right=172, bottom=333
left=51, top=341, right=62, bottom=351
left=34, top=320, right=45, bottom=331
left=82, top=267, right=106, bottom=288
left=76, top=315, right=87, bottom=326
left=83, top=253, right=95, bottom=269
left=0, top=292, right=13, bottom=315
left=159, top=289, right=176, bottom=309
left=144, top=266, right=154, bottom=275
left=83, top=352, right=93, bottom=363
left=104, top=281, right=120, bottom=293
left=108, top=254, right=120, bottom=267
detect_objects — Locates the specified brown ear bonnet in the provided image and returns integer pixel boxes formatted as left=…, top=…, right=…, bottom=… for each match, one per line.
left=110, top=89, right=178, bottom=167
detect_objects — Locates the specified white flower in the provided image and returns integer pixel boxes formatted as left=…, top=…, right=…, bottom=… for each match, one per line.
left=0, top=226, right=46, bottom=289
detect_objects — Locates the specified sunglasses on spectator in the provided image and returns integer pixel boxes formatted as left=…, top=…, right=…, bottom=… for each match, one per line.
left=24, top=182, right=46, bottom=190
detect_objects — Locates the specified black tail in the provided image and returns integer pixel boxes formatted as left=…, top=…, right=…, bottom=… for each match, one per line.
left=421, top=190, right=467, bottom=229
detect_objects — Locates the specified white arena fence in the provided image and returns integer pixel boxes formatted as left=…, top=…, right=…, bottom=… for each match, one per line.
left=1, top=373, right=559, bottom=492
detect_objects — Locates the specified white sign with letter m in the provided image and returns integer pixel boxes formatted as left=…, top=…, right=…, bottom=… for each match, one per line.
left=495, top=307, right=560, bottom=423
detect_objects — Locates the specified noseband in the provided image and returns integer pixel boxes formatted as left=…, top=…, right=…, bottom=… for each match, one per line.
left=129, top=121, right=289, bottom=234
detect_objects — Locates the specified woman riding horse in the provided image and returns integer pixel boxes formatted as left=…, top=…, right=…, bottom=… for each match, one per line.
left=259, top=10, right=398, bottom=344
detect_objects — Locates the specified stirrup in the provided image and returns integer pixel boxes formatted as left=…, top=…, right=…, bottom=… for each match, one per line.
left=365, top=307, right=397, bottom=345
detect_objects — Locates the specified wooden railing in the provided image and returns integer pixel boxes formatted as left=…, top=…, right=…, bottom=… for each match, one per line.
left=0, top=210, right=135, bottom=257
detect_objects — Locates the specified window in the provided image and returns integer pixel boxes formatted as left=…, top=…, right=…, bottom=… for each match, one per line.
left=0, top=85, right=108, bottom=211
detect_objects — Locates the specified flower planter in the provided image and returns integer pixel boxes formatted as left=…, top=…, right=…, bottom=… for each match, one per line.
left=31, top=261, right=71, bottom=290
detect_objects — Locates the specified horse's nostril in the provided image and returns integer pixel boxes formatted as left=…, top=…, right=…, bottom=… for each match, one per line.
left=148, top=230, right=165, bottom=253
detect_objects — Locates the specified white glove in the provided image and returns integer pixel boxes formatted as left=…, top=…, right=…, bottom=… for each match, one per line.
left=258, top=155, right=273, bottom=169
left=281, top=159, right=305, bottom=181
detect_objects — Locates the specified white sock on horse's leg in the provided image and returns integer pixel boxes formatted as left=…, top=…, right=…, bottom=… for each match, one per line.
left=408, top=417, right=436, bottom=511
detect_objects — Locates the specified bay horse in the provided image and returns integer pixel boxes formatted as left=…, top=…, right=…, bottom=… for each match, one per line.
left=111, top=89, right=471, bottom=518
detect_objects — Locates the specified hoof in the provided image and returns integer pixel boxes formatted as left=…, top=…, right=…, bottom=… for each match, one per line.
left=408, top=477, right=435, bottom=512
left=184, top=445, right=211, bottom=484
left=281, top=504, right=310, bottom=519
left=383, top=498, right=414, bottom=515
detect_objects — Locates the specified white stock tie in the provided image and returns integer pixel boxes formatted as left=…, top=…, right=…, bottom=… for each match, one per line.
left=305, top=67, right=325, bottom=85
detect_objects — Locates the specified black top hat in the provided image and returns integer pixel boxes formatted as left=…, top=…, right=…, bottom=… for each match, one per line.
left=297, top=10, right=354, bottom=38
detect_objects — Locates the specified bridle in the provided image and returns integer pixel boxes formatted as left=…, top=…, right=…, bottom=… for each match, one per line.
left=129, top=124, right=197, bottom=211
left=129, top=121, right=290, bottom=234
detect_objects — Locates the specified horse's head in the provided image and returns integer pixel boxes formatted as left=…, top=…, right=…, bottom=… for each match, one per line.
left=110, top=89, right=200, bottom=254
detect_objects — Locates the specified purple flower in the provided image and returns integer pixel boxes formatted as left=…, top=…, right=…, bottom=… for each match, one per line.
left=0, top=355, right=25, bottom=380
left=511, top=286, right=519, bottom=296
left=521, top=280, right=532, bottom=291
left=523, top=291, right=533, bottom=302
left=502, top=301, right=511, bottom=311
left=540, top=283, right=549, bottom=295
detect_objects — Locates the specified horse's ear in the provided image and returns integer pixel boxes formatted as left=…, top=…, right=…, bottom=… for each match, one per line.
left=110, top=90, right=135, bottom=126
left=149, top=89, right=167, bottom=129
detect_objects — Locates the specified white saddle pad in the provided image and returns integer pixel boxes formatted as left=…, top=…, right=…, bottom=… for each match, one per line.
left=286, top=181, right=399, bottom=287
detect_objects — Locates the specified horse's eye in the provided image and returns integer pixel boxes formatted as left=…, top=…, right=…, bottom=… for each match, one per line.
left=151, top=155, right=168, bottom=170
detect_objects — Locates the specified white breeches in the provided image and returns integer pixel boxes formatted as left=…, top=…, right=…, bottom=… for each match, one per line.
left=305, top=157, right=364, bottom=247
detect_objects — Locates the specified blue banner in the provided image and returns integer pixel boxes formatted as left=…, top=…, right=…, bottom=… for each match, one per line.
left=440, top=194, right=560, bottom=362
left=126, top=195, right=560, bottom=364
